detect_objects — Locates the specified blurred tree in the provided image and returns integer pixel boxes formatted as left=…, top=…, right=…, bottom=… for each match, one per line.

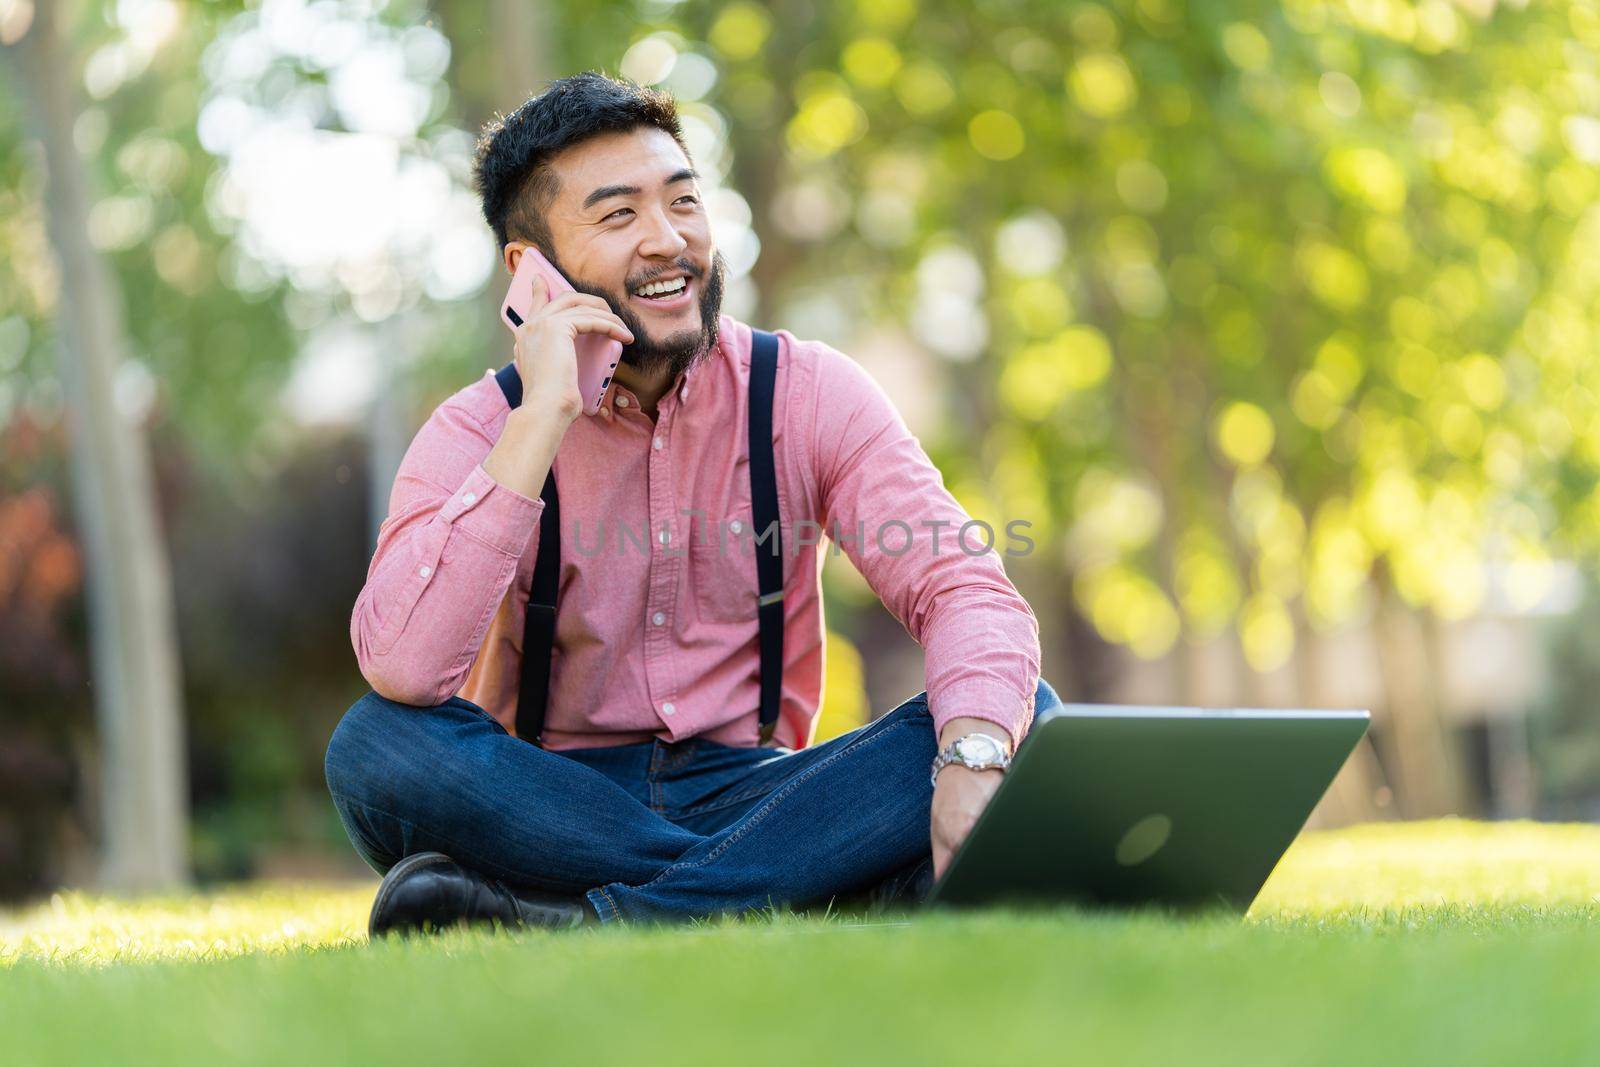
left=5, top=0, right=189, bottom=889
left=1530, top=578, right=1600, bottom=819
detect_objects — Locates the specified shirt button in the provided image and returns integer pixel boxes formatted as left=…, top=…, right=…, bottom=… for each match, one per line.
left=462, top=492, right=476, bottom=506
left=658, top=528, right=669, bottom=544
left=616, top=395, right=630, bottom=408
left=662, top=702, right=676, bottom=716
left=729, top=519, right=743, bottom=534
left=418, top=566, right=432, bottom=578
left=652, top=436, right=663, bottom=450
left=652, top=611, right=665, bottom=626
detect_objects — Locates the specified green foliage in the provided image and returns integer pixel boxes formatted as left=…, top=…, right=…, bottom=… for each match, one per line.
left=670, top=0, right=1600, bottom=668
left=1, top=1, right=300, bottom=469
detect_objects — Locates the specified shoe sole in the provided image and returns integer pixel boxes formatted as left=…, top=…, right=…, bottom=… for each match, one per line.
left=368, top=851, right=455, bottom=939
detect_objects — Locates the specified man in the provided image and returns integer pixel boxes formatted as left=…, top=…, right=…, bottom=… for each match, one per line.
left=324, top=71, right=1059, bottom=935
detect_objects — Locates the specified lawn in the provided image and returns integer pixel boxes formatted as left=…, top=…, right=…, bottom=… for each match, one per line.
left=4, top=820, right=1600, bottom=1066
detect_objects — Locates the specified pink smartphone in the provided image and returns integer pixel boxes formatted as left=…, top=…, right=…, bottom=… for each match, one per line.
left=501, top=247, right=622, bottom=416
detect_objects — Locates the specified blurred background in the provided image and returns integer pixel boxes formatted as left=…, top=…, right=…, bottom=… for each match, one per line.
left=2, top=0, right=1599, bottom=902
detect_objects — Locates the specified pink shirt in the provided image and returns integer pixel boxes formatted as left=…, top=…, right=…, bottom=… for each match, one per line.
left=351, top=314, right=1041, bottom=752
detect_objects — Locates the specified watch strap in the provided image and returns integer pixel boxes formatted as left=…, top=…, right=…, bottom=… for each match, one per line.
left=930, top=733, right=1013, bottom=787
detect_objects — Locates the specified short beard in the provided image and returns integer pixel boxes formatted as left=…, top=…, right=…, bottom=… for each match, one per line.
left=556, top=250, right=726, bottom=382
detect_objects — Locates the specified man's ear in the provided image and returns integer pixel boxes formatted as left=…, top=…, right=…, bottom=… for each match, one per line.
left=503, top=241, right=527, bottom=276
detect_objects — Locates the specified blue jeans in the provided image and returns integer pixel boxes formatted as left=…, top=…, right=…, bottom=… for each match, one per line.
left=324, top=677, right=1062, bottom=923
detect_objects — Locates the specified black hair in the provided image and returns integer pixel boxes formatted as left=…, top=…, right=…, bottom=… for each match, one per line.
left=473, top=70, right=691, bottom=255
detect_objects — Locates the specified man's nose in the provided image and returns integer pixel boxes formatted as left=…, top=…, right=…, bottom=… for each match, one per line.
left=637, top=206, right=690, bottom=260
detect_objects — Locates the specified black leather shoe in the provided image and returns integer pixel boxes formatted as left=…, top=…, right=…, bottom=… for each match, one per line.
left=368, top=852, right=596, bottom=938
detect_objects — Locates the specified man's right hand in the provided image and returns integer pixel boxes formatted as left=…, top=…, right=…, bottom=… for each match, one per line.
left=483, top=269, right=633, bottom=501
left=513, top=272, right=634, bottom=425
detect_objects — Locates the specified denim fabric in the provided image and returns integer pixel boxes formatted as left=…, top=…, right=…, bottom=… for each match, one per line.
left=324, top=676, right=1063, bottom=923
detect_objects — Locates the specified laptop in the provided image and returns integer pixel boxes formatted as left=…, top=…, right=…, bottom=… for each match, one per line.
left=926, top=704, right=1371, bottom=913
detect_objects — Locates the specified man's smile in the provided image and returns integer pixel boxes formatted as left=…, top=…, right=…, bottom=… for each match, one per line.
left=630, top=271, right=695, bottom=313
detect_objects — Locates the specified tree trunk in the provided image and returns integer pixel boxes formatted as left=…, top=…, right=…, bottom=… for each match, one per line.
left=1293, top=600, right=1387, bottom=828
left=7, top=2, right=190, bottom=890
left=725, top=0, right=807, bottom=328
left=490, top=0, right=552, bottom=108
left=1372, top=571, right=1461, bottom=818
left=480, top=0, right=554, bottom=335
left=1419, top=607, right=1472, bottom=814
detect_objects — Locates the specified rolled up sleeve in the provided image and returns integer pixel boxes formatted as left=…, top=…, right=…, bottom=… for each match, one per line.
left=806, top=344, right=1041, bottom=751
left=351, top=399, right=543, bottom=707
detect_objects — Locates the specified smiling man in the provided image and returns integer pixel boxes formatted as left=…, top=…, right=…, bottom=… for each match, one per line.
left=323, top=71, right=1058, bottom=935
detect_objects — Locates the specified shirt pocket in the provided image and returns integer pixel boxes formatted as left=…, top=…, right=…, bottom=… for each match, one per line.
left=690, top=455, right=794, bottom=627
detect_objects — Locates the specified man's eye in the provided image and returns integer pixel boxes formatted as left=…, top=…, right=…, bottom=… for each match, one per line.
left=604, top=197, right=696, bottom=222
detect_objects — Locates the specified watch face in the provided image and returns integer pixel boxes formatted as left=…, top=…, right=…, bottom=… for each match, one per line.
left=956, top=735, right=1002, bottom=763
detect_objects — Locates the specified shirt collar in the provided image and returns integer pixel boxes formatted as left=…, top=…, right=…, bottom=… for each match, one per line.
left=608, top=321, right=727, bottom=414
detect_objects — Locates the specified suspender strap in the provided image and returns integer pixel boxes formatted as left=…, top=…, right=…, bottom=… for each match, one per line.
left=492, top=329, right=784, bottom=747
left=518, top=470, right=560, bottom=742
left=492, top=364, right=559, bottom=743
left=748, top=329, right=784, bottom=745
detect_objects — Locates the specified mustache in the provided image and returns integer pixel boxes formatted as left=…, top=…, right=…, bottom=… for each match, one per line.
left=627, top=260, right=702, bottom=290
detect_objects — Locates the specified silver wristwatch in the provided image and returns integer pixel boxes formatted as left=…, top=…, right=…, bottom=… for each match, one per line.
left=930, top=732, right=1012, bottom=787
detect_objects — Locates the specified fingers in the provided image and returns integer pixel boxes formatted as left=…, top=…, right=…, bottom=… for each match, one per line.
left=522, top=309, right=632, bottom=340
left=515, top=312, right=633, bottom=346
left=513, top=273, right=632, bottom=349
left=554, top=299, right=631, bottom=335
left=565, top=313, right=634, bottom=343
left=525, top=274, right=611, bottom=313
left=543, top=290, right=615, bottom=314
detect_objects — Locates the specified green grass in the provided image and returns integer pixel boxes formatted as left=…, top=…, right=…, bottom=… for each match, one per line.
left=4, top=820, right=1600, bottom=1066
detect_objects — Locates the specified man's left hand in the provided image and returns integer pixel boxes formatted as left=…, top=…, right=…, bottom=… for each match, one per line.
left=930, top=718, right=1011, bottom=880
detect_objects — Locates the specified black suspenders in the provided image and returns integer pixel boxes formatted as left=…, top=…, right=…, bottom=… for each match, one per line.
left=492, top=328, right=784, bottom=746
left=747, top=329, right=784, bottom=744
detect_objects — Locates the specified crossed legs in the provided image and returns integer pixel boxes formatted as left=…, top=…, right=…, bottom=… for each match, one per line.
left=324, top=678, right=1062, bottom=922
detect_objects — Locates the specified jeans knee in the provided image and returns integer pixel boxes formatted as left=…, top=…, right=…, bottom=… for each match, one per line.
left=1034, top=675, right=1062, bottom=715
left=889, top=691, right=934, bottom=730
left=887, top=692, right=938, bottom=765
left=1019, top=676, right=1063, bottom=743
left=323, top=690, right=403, bottom=805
